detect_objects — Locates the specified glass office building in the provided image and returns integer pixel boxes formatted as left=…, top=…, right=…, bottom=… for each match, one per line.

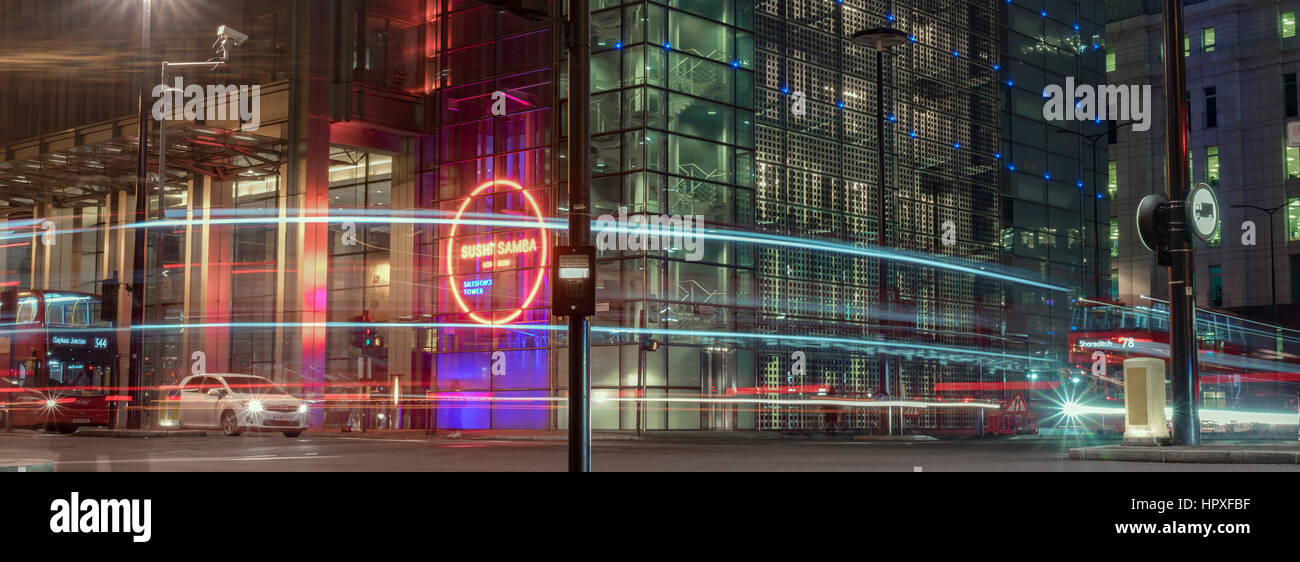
left=997, top=1, right=1111, bottom=383
left=0, top=0, right=1105, bottom=432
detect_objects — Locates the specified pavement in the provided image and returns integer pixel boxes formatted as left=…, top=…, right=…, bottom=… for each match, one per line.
left=5, top=429, right=1300, bottom=471
left=0, top=459, right=53, bottom=472
left=1070, top=443, right=1300, bottom=464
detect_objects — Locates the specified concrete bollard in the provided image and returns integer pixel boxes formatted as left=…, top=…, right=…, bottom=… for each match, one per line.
left=1122, top=358, right=1171, bottom=445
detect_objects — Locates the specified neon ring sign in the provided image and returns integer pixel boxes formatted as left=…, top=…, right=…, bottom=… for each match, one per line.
left=446, top=179, right=549, bottom=325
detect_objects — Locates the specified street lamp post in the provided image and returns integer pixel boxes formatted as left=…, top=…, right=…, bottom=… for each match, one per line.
left=1048, top=120, right=1133, bottom=298
left=1161, top=0, right=1200, bottom=446
left=1231, top=203, right=1285, bottom=324
left=127, top=0, right=152, bottom=429
left=852, top=25, right=909, bottom=436
left=567, top=0, right=592, bottom=473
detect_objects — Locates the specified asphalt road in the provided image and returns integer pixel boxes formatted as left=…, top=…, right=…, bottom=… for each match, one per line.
left=5, top=431, right=1300, bottom=471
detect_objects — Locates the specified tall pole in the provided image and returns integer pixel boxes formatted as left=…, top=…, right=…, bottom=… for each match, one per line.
left=853, top=25, right=908, bottom=436
left=876, top=47, right=890, bottom=434
left=567, top=0, right=592, bottom=472
left=1162, top=0, right=1199, bottom=446
left=1270, top=211, right=1278, bottom=324
left=127, top=0, right=152, bottom=429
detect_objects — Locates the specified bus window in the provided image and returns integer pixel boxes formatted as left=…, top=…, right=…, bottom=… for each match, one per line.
left=43, top=294, right=104, bottom=328
left=17, top=359, right=37, bottom=388
left=47, top=361, right=65, bottom=386
left=16, top=297, right=36, bottom=324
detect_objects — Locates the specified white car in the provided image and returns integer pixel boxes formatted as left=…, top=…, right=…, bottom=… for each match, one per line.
left=177, top=374, right=308, bottom=437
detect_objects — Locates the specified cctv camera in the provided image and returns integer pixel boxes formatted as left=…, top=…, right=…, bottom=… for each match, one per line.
left=217, top=25, right=248, bottom=46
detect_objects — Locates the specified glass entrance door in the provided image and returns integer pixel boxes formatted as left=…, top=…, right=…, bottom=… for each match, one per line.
left=701, top=348, right=736, bottom=430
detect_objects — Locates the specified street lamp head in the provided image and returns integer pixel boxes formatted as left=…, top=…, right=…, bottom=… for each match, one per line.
left=852, top=28, right=910, bottom=51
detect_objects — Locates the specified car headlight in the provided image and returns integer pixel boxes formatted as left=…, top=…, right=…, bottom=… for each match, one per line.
left=46, top=399, right=58, bottom=408
left=247, top=399, right=264, bottom=413
left=297, top=403, right=308, bottom=414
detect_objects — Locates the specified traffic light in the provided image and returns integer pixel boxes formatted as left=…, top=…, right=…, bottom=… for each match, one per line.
left=100, top=274, right=119, bottom=323
left=350, top=311, right=386, bottom=356
left=640, top=335, right=660, bottom=352
left=351, top=312, right=370, bottom=349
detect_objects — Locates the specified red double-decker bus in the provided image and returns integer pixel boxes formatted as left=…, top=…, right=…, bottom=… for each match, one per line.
left=1063, top=298, right=1300, bottom=434
left=1, top=290, right=119, bottom=433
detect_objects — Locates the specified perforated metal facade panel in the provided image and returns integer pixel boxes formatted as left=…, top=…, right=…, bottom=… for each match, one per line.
left=752, top=0, right=1004, bottom=431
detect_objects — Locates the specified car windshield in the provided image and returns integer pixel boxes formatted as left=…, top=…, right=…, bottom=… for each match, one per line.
left=221, top=376, right=288, bottom=396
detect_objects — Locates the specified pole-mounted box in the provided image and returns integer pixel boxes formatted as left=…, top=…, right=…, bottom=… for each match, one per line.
left=552, top=245, right=596, bottom=317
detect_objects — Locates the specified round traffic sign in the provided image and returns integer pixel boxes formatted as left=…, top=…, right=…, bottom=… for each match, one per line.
left=1186, top=183, right=1219, bottom=242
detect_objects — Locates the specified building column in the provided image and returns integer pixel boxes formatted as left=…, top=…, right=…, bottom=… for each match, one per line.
left=106, top=190, right=135, bottom=427
left=194, top=176, right=233, bottom=374
left=33, top=204, right=79, bottom=291
left=389, top=153, right=417, bottom=401
left=294, top=0, right=332, bottom=421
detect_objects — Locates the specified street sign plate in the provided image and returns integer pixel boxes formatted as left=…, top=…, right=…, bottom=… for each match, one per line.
left=1135, top=193, right=1168, bottom=252
left=1187, top=183, right=1219, bottom=242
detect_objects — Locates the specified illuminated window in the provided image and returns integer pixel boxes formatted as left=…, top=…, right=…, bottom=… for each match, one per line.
left=1184, top=34, right=1190, bottom=57
left=1111, top=269, right=1119, bottom=300
left=1206, top=146, right=1219, bottom=184
left=1288, top=198, right=1300, bottom=242
left=1202, top=27, right=1215, bottom=52
left=1110, top=217, right=1119, bottom=257
left=1288, top=143, right=1300, bottom=179
left=1107, top=160, right=1118, bottom=199
left=1188, top=150, right=1194, bottom=183
left=1106, top=46, right=1116, bottom=73
left=1284, top=12, right=1297, bottom=39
